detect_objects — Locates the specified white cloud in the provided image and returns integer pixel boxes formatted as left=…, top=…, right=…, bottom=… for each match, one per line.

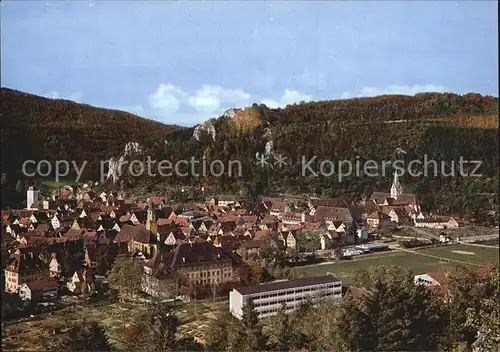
left=341, top=84, right=448, bottom=99
left=188, top=85, right=251, bottom=113
left=149, top=83, right=187, bottom=115
left=261, top=89, right=313, bottom=108
left=147, top=83, right=315, bottom=125
left=46, top=91, right=83, bottom=102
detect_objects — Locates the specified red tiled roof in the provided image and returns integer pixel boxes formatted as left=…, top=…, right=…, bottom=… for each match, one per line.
left=25, top=278, right=59, bottom=292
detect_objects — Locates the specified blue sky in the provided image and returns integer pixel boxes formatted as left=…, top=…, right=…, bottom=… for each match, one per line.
left=1, top=1, right=498, bottom=126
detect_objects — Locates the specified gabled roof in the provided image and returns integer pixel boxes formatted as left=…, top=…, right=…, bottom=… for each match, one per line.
left=170, top=242, right=233, bottom=267
left=254, top=230, right=271, bottom=240
left=313, top=206, right=352, bottom=222
left=25, top=278, right=59, bottom=292
left=115, top=224, right=154, bottom=244
left=7, top=246, right=45, bottom=273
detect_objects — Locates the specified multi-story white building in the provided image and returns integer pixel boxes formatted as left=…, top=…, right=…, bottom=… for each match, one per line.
left=229, top=275, right=343, bottom=319
left=27, top=186, right=40, bottom=209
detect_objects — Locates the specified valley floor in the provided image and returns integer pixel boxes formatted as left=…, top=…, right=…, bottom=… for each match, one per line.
left=296, top=243, right=499, bottom=284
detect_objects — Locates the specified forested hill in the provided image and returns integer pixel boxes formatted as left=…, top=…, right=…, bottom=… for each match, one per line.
left=1, top=88, right=499, bottom=222
left=0, top=87, right=189, bottom=176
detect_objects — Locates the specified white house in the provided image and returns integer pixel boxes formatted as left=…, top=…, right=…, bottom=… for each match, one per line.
left=413, top=271, right=446, bottom=287
left=49, top=254, right=62, bottom=278
left=414, top=216, right=459, bottom=230
left=19, top=278, right=59, bottom=302
left=215, top=195, right=237, bottom=207
left=356, top=228, right=368, bottom=241
left=67, top=270, right=93, bottom=294
left=229, top=275, right=343, bottom=319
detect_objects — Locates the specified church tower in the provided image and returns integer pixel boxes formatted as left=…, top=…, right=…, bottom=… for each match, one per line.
left=27, top=186, right=40, bottom=209
left=390, top=171, right=403, bottom=200
left=146, top=200, right=157, bottom=233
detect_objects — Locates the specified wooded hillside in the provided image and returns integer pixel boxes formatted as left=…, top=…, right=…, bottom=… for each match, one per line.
left=1, top=88, right=498, bottom=221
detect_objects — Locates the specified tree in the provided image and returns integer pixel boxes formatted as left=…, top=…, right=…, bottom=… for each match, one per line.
left=231, top=298, right=268, bottom=352
left=268, top=303, right=296, bottom=351
left=337, top=294, right=374, bottom=351
left=332, top=247, right=343, bottom=260
left=465, top=266, right=500, bottom=352
left=65, top=320, right=111, bottom=351
left=286, top=247, right=299, bottom=263
left=107, top=257, right=142, bottom=301
left=150, top=311, right=181, bottom=352
left=291, top=299, right=341, bottom=351
left=122, top=322, right=149, bottom=352
left=15, top=180, right=23, bottom=193
left=165, top=272, right=188, bottom=304
left=296, top=229, right=321, bottom=253
left=205, top=310, right=238, bottom=351
left=337, top=267, right=446, bottom=351
left=248, top=261, right=264, bottom=284
left=210, top=280, right=221, bottom=310
left=260, top=236, right=286, bottom=267
left=441, top=266, right=486, bottom=348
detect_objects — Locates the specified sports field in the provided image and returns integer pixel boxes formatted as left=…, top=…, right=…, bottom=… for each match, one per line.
left=296, top=244, right=499, bottom=284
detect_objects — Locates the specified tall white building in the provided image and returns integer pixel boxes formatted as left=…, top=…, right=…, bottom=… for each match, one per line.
left=390, top=171, right=403, bottom=200
left=229, top=275, right=343, bottom=319
left=26, top=186, right=40, bottom=209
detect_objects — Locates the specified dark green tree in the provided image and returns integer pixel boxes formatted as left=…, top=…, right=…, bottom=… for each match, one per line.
left=1, top=173, right=7, bottom=186
left=15, top=180, right=23, bottom=193
left=66, top=320, right=111, bottom=351
left=228, top=298, right=268, bottom=352
left=268, top=303, right=297, bottom=351
left=337, top=267, right=446, bottom=351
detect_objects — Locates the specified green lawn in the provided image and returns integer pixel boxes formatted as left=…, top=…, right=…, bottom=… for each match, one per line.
left=296, top=244, right=499, bottom=284
left=417, top=244, right=499, bottom=266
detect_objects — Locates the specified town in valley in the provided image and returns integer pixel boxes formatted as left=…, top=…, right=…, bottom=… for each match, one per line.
left=1, top=172, right=498, bottom=351
left=1, top=1, right=498, bottom=351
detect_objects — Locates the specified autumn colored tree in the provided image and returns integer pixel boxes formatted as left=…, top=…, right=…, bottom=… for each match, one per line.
left=122, top=322, right=149, bottom=352
left=465, top=266, right=500, bottom=352
left=232, top=107, right=262, bottom=134
left=107, top=257, right=143, bottom=301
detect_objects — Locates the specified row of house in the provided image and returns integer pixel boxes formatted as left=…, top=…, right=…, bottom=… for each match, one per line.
left=366, top=172, right=460, bottom=230
left=2, top=175, right=464, bottom=302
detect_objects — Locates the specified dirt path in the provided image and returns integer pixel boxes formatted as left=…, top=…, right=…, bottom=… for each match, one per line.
left=398, top=247, right=483, bottom=267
